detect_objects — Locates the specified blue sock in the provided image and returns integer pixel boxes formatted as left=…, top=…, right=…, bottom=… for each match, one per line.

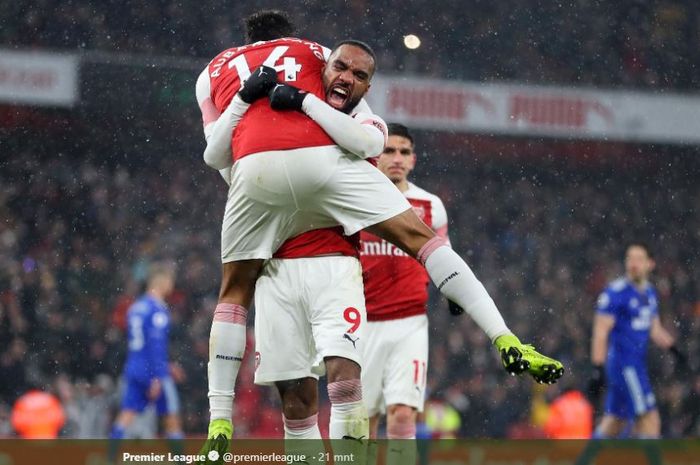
left=108, top=424, right=126, bottom=462
left=167, top=430, right=185, bottom=456
left=166, top=431, right=184, bottom=440
left=110, top=424, right=125, bottom=440
left=592, top=430, right=609, bottom=440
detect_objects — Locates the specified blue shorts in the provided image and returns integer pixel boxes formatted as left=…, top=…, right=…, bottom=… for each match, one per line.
left=121, top=376, right=180, bottom=416
left=605, top=364, right=656, bottom=419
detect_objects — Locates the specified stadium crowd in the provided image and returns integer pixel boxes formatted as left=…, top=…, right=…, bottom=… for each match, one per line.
left=1, top=125, right=699, bottom=438
left=1, top=0, right=699, bottom=440
left=1, top=0, right=698, bottom=89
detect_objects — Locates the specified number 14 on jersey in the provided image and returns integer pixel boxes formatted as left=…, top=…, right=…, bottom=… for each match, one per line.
left=229, top=46, right=302, bottom=82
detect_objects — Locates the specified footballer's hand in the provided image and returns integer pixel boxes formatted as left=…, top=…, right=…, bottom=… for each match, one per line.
left=494, top=334, right=564, bottom=384
left=586, top=364, right=606, bottom=403
left=196, top=419, right=232, bottom=465
left=269, top=83, right=308, bottom=111
left=669, top=345, right=688, bottom=368
left=147, top=378, right=162, bottom=400
left=238, top=65, right=278, bottom=104
left=448, top=300, right=465, bottom=316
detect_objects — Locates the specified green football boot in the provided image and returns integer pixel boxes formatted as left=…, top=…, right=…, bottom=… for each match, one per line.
left=196, top=419, right=232, bottom=465
left=494, top=334, right=564, bottom=384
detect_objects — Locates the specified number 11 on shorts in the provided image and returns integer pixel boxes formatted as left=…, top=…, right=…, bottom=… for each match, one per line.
left=413, top=359, right=427, bottom=387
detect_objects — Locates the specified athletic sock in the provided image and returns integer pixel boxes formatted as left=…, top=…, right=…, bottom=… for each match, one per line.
left=386, top=422, right=417, bottom=465
left=328, top=379, right=369, bottom=440
left=108, top=424, right=126, bottom=462
left=283, top=414, right=322, bottom=439
left=208, top=303, right=247, bottom=422
left=418, top=239, right=510, bottom=341
left=328, top=379, right=368, bottom=462
left=166, top=430, right=185, bottom=456
left=283, top=414, right=325, bottom=464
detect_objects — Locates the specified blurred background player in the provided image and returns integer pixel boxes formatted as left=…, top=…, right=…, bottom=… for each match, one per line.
left=109, top=262, right=183, bottom=454
left=360, top=123, right=449, bottom=465
left=587, top=243, right=686, bottom=438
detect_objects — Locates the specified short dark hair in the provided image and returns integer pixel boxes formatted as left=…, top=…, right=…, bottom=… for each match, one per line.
left=627, top=241, right=654, bottom=259
left=387, top=123, right=414, bottom=145
left=244, top=10, right=295, bottom=43
left=332, top=39, right=377, bottom=73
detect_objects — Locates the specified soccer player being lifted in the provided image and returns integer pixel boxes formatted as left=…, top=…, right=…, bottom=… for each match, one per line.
left=197, top=13, right=383, bottom=460
left=195, top=9, right=564, bottom=455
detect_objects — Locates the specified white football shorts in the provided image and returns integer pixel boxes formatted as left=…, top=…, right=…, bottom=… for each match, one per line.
left=221, top=145, right=411, bottom=262
left=362, top=314, right=429, bottom=416
left=253, top=256, right=367, bottom=385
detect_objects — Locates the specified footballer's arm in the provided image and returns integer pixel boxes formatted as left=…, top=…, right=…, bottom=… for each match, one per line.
left=195, top=68, right=247, bottom=184
left=301, top=94, right=386, bottom=159
left=591, top=313, right=615, bottom=365
left=650, top=316, right=674, bottom=349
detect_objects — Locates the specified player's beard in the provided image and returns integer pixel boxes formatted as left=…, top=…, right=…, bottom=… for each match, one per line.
left=340, top=94, right=362, bottom=114
left=336, top=95, right=362, bottom=115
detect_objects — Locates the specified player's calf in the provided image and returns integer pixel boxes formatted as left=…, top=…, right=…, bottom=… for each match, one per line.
left=635, top=409, right=661, bottom=438
left=276, top=378, right=319, bottom=422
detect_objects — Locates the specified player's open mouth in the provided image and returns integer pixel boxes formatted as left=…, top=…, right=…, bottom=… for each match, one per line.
left=328, top=84, right=350, bottom=108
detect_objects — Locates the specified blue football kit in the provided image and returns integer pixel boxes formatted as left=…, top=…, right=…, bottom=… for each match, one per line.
left=597, top=278, right=658, bottom=419
left=121, top=294, right=179, bottom=416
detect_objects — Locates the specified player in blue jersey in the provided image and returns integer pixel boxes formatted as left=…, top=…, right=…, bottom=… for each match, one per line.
left=587, top=243, right=685, bottom=438
left=109, top=262, right=183, bottom=442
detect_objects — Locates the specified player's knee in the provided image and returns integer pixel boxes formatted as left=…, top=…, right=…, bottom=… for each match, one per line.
left=277, top=379, right=318, bottom=419
left=282, top=399, right=316, bottom=419
left=387, top=404, right=416, bottom=426
left=218, top=261, right=262, bottom=303
left=325, top=357, right=361, bottom=384
left=387, top=404, right=417, bottom=439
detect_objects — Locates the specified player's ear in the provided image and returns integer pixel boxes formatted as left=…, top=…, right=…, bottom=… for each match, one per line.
left=408, top=152, right=417, bottom=170
left=649, top=258, right=656, bottom=272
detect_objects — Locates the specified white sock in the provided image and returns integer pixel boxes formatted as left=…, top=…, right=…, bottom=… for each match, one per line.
left=328, top=380, right=368, bottom=462
left=418, top=239, right=510, bottom=341
left=208, top=303, right=247, bottom=422
left=387, top=421, right=416, bottom=465
left=283, top=414, right=322, bottom=439
left=328, top=380, right=369, bottom=440
left=283, top=414, right=325, bottom=465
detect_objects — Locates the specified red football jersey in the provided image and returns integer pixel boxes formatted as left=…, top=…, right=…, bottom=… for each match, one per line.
left=207, top=38, right=334, bottom=160
left=274, top=227, right=359, bottom=259
left=360, top=183, right=449, bottom=321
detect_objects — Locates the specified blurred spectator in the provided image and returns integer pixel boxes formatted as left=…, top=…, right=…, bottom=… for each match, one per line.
left=11, top=390, right=65, bottom=438
left=0, top=1, right=698, bottom=89
left=543, top=389, right=593, bottom=439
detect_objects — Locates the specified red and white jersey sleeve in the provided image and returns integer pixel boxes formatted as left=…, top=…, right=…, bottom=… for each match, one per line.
left=360, top=182, right=449, bottom=321
left=204, top=38, right=334, bottom=161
